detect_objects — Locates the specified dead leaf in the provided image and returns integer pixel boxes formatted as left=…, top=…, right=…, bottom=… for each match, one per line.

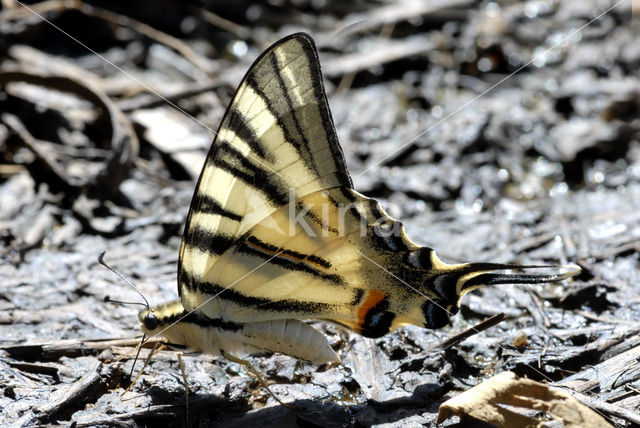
left=437, top=371, right=612, bottom=428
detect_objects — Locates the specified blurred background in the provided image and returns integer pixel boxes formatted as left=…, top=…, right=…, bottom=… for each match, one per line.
left=0, top=0, right=638, bottom=426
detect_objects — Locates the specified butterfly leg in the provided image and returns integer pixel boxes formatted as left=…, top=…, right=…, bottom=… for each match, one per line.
left=176, top=352, right=190, bottom=427
left=220, top=350, right=301, bottom=410
left=121, top=340, right=161, bottom=398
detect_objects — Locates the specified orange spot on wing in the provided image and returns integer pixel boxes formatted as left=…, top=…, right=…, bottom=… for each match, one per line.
left=282, top=253, right=304, bottom=263
left=357, top=290, right=387, bottom=327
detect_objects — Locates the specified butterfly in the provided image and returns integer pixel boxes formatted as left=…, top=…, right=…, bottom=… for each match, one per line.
left=137, top=32, right=579, bottom=365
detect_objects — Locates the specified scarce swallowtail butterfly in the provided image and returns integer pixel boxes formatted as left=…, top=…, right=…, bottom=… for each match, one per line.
left=138, top=33, right=580, bottom=366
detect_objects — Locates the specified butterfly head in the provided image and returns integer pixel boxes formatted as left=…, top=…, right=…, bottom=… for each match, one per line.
left=137, top=299, right=192, bottom=347
left=139, top=308, right=159, bottom=333
left=137, top=301, right=176, bottom=337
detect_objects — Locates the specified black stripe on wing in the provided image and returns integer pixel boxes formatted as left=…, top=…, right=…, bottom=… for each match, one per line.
left=224, top=108, right=272, bottom=162
left=245, top=72, right=316, bottom=170
left=179, top=269, right=337, bottom=314
left=186, top=227, right=236, bottom=255
left=269, top=53, right=317, bottom=176
left=213, top=141, right=289, bottom=206
left=296, top=201, right=340, bottom=234
left=238, top=235, right=345, bottom=286
left=197, top=194, right=243, bottom=221
left=159, top=309, right=243, bottom=332
left=298, top=36, right=353, bottom=188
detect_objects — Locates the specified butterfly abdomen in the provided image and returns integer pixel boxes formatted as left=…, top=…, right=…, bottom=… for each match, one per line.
left=240, top=319, right=340, bottom=364
left=140, top=300, right=339, bottom=363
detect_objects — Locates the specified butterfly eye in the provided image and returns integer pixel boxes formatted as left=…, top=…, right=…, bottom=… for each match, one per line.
left=144, top=312, right=158, bottom=330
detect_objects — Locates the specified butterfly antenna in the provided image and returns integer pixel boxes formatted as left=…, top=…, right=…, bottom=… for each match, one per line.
left=104, top=296, right=148, bottom=308
left=98, top=251, right=150, bottom=310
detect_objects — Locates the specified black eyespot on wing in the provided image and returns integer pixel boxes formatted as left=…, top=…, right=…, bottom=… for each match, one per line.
left=431, top=273, right=463, bottom=301
left=422, top=300, right=455, bottom=329
left=406, top=247, right=433, bottom=270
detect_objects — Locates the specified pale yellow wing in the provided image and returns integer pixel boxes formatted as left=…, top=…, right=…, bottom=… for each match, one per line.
left=185, top=186, right=578, bottom=338
left=179, top=33, right=579, bottom=336
left=179, top=33, right=352, bottom=306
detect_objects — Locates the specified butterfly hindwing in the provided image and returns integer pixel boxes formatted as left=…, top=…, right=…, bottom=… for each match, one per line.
left=183, top=184, right=460, bottom=339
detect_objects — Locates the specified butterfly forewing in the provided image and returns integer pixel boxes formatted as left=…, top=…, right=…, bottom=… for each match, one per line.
left=179, top=34, right=353, bottom=310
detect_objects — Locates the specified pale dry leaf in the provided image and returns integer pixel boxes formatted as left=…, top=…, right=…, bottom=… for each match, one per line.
left=437, top=371, right=612, bottom=428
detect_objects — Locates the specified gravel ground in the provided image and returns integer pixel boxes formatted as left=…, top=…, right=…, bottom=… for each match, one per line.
left=1, top=1, right=639, bottom=426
